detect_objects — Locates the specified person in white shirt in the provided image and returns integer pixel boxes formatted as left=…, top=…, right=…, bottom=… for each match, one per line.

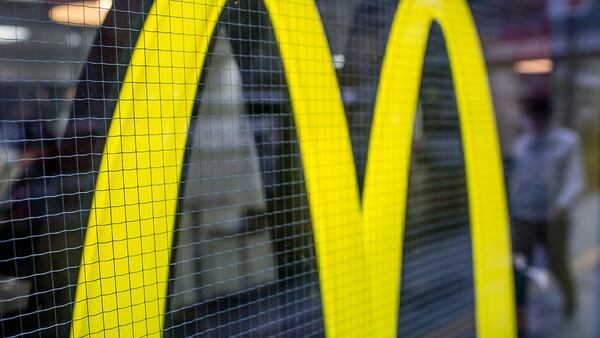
left=510, top=95, right=584, bottom=325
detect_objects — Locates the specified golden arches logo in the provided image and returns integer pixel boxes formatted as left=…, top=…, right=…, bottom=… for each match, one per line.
left=71, top=0, right=515, bottom=337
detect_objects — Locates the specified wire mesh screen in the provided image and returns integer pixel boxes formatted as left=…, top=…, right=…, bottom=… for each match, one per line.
left=1, top=0, right=598, bottom=337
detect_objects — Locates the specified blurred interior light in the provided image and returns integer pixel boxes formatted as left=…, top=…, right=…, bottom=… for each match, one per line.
left=332, top=54, right=345, bottom=69
left=0, top=25, right=31, bottom=44
left=513, top=58, right=554, bottom=74
left=48, top=0, right=112, bottom=26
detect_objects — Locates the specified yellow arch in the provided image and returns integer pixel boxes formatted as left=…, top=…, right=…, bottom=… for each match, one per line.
left=71, top=0, right=515, bottom=337
left=366, top=0, right=515, bottom=336
left=71, top=1, right=227, bottom=336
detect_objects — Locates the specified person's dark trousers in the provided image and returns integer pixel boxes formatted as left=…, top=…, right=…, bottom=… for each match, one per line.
left=512, top=219, right=542, bottom=337
left=547, top=214, right=576, bottom=318
left=512, top=216, right=576, bottom=335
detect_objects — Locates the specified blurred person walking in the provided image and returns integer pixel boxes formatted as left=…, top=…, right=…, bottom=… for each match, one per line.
left=510, top=95, right=584, bottom=333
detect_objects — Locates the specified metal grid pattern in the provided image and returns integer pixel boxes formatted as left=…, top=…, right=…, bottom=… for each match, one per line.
left=1, top=0, right=582, bottom=337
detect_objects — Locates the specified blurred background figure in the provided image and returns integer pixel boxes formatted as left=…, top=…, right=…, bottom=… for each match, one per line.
left=510, top=93, right=584, bottom=335
left=0, top=96, right=59, bottom=317
left=0, top=102, right=33, bottom=316
left=0, top=86, right=65, bottom=334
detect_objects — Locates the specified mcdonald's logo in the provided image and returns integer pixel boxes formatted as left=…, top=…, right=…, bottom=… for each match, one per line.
left=70, top=0, right=515, bottom=337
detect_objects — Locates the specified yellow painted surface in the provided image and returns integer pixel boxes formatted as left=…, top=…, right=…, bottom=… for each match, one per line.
left=72, top=0, right=514, bottom=337
left=70, top=0, right=227, bottom=336
left=263, top=1, right=367, bottom=336
left=369, top=1, right=516, bottom=336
